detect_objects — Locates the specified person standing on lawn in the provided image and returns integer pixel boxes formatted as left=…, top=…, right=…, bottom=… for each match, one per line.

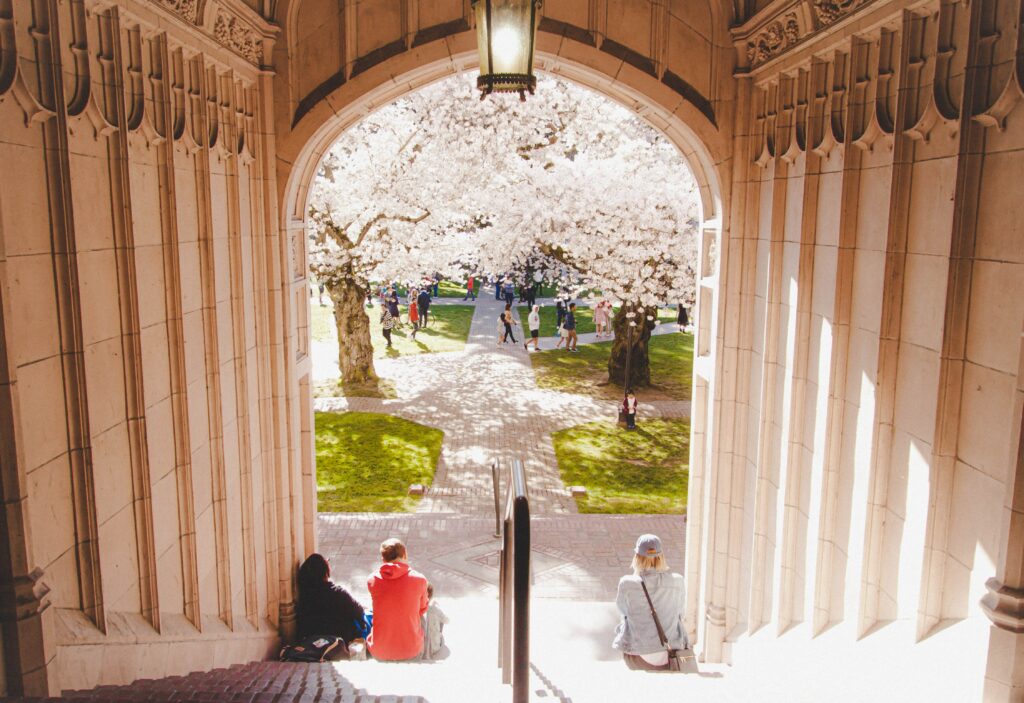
left=417, top=287, right=431, bottom=328
left=622, top=390, right=638, bottom=430
left=555, top=297, right=567, bottom=333
left=526, top=304, right=541, bottom=351
left=463, top=275, right=476, bottom=301
left=407, top=288, right=420, bottom=337
left=564, top=303, right=579, bottom=352
left=367, top=539, right=429, bottom=661
left=380, top=306, right=396, bottom=348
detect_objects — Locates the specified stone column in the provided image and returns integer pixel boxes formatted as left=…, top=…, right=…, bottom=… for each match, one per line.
left=0, top=280, right=56, bottom=695
left=981, top=326, right=1024, bottom=701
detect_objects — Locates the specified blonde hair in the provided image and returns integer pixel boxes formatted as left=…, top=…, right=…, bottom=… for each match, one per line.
left=632, top=553, right=669, bottom=574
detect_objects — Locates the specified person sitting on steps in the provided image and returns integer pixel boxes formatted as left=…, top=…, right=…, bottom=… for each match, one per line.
left=613, top=534, right=689, bottom=671
left=295, top=553, right=367, bottom=646
left=367, top=538, right=429, bottom=661
left=423, top=582, right=450, bottom=660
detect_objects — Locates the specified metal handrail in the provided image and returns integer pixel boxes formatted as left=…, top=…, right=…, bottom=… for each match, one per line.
left=491, top=461, right=502, bottom=537
left=498, top=458, right=530, bottom=702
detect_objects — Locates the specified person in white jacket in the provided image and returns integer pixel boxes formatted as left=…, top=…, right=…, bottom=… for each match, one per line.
left=525, top=305, right=541, bottom=351
left=613, top=534, right=688, bottom=671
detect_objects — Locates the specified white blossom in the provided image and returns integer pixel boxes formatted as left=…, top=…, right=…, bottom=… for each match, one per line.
left=308, top=73, right=700, bottom=306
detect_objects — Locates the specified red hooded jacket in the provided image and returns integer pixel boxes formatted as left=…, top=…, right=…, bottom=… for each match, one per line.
left=366, top=561, right=429, bottom=660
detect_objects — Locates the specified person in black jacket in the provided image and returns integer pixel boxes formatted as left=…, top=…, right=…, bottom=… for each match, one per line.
left=296, top=553, right=366, bottom=643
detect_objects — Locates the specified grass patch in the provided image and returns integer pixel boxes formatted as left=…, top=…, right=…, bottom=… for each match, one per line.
left=437, top=280, right=471, bottom=298
left=311, top=304, right=475, bottom=359
left=529, top=332, right=694, bottom=401
left=316, top=411, right=443, bottom=512
left=518, top=304, right=597, bottom=335
left=553, top=419, right=689, bottom=513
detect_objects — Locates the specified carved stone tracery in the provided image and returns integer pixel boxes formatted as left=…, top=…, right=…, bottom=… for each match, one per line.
left=812, top=0, right=862, bottom=26
left=153, top=0, right=199, bottom=24
left=213, top=10, right=261, bottom=65
left=747, top=13, right=800, bottom=67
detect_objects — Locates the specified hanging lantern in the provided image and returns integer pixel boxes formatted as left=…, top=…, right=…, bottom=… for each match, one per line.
left=472, top=0, right=542, bottom=100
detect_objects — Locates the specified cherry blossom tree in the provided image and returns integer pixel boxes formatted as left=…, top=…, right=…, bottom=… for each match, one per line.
left=308, top=72, right=700, bottom=387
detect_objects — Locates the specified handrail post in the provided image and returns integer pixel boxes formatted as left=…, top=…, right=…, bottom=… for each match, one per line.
left=491, top=461, right=501, bottom=538
left=510, top=459, right=530, bottom=703
left=497, top=457, right=530, bottom=702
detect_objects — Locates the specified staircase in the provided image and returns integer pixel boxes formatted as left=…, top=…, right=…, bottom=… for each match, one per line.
left=5, top=661, right=422, bottom=703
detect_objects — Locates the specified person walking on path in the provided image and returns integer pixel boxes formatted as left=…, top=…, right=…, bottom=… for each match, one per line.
left=432, top=273, right=440, bottom=297
left=503, top=278, right=515, bottom=307
left=564, top=303, right=579, bottom=351
left=380, top=306, right=396, bottom=348
left=501, top=303, right=519, bottom=345
left=612, top=534, right=688, bottom=671
left=417, top=287, right=432, bottom=328
left=493, top=274, right=502, bottom=300
left=367, top=538, right=429, bottom=661
left=595, top=300, right=610, bottom=338
left=463, top=275, right=476, bottom=301
left=525, top=304, right=541, bottom=351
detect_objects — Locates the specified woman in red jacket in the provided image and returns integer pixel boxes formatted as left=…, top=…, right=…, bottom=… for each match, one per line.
left=367, top=538, right=429, bottom=660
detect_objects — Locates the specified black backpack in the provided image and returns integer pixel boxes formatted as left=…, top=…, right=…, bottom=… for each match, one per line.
left=279, top=634, right=349, bottom=662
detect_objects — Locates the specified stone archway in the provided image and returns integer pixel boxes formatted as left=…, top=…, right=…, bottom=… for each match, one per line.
left=275, top=35, right=733, bottom=659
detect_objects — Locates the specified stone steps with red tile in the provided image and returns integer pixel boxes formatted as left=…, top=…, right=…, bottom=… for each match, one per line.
left=3, top=661, right=424, bottom=703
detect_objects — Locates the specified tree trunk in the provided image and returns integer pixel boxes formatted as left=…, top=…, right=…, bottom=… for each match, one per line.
left=327, top=279, right=378, bottom=384
left=608, top=303, right=655, bottom=390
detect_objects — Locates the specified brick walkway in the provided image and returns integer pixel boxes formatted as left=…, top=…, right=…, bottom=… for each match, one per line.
left=314, top=291, right=690, bottom=514
left=317, top=513, right=686, bottom=603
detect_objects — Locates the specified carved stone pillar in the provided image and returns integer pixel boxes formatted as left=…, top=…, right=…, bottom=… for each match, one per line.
left=982, top=327, right=1024, bottom=701
left=0, top=569, right=55, bottom=696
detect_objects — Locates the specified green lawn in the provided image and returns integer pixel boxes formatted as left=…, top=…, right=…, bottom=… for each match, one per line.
left=528, top=332, right=694, bottom=401
left=315, top=411, right=443, bottom=512
left=311, top=303, right=475, bottom=359
left=437, top=280, right=471, bottom=298
left=518, top=304, right=597, bottom=335
left=553, top=419, right=689, bottom=513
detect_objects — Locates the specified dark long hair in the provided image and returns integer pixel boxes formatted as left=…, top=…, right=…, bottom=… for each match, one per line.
left=297, top=553, right=330, bottom=600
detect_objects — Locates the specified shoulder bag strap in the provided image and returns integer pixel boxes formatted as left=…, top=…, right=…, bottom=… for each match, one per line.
left=639, top=579, right=671, bottom=649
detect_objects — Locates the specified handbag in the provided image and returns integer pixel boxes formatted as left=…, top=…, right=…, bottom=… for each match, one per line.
left=279, top=634, right=349, bottom=662
left=639, top=579, right=683, bottom=672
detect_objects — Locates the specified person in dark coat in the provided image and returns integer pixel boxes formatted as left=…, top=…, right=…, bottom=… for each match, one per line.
left=295, top=553, right=366, bottom=644
left=417, top=287, right=432, bottom=327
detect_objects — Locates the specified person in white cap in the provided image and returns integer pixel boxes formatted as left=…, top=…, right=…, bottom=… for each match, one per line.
left=612, top=533, right=689, bottom=671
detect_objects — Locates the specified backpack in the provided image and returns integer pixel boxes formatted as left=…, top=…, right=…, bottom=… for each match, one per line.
left=279, top=634, right=349, bottom=663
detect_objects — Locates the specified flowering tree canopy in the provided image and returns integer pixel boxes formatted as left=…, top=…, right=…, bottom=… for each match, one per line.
left=308, top=72, right=701, bottom=385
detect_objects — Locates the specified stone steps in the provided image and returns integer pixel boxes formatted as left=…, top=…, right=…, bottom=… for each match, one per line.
left=4, top=661, right=421, bottom=703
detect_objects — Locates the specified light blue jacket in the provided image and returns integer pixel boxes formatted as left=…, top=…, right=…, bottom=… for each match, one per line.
left=612, top=571, right=688, bottom=655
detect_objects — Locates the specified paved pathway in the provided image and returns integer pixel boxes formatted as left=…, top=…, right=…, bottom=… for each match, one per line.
left=315, top=291, right=690, bottom=514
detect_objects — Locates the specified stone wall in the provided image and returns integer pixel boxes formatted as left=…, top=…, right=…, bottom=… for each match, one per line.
left=695, top=0, right=1024, bottom=695
left=0, top=0, right=308, bottom=695
left=1, top=0, right=1022, bottom=698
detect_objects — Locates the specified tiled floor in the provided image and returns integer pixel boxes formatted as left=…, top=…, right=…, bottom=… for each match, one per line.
left=317, top=513, right=686, bottom=603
